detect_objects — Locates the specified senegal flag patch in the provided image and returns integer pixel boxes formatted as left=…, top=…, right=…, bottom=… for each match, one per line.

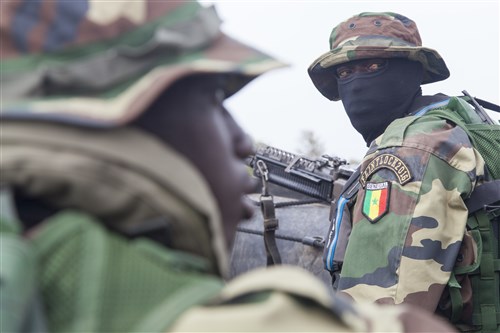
left=362, top=181, right=391, bottom=223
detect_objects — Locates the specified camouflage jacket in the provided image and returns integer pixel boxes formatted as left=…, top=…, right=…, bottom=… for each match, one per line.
left=332, top=97, right=487, bottom=316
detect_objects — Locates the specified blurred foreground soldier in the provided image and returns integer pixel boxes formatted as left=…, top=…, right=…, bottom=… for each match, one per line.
left=1, top=2, right=455, bottom=332
left=309, top=12, right=500, bottom=332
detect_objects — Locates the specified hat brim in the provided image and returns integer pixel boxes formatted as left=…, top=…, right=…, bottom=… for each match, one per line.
left=308, top=45, right=449, bottom=101
left=1, top=34, right=285, bottom=127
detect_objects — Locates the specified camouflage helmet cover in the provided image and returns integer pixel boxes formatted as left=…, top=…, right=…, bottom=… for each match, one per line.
left=308, top=12, right=450, bottom=101
left=0, top=1, right=284, bottom=126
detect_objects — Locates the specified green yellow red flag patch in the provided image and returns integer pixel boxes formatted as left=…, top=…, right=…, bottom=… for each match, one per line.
left=362, top=181, right=391, bottom=223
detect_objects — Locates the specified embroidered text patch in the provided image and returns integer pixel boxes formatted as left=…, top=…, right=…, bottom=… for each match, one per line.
left=360, top=154, right=412, bottom=187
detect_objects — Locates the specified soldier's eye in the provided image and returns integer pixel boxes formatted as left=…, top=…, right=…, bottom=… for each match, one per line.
left=335, top=59, right=387, bottom=80
left=336, top=67, right=353, bottom=79
left=366, top=60, right=386, bottom=72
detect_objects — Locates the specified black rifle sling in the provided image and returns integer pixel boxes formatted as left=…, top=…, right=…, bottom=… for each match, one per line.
left=341, top=167, right=361, bottom=199
left=467, top=94, right=500, bottom=113
left=465, top=180, right=500, bottom=214
left=260, top=194, right=282, bottom=265
left=255, top=159, right=282, bottom=266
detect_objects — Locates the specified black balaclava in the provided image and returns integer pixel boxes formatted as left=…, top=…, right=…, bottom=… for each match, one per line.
left=338, top=58, right=424, bottom=145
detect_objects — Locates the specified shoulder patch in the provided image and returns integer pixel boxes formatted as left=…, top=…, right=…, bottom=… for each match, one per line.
left=360, top=153, right=412, bottom=187
left=362, top=181, right=391, bottom=223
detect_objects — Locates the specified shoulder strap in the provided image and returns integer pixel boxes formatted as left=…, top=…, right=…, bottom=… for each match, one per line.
left=465, top=180, right=500, bottom=214
left=324, top=168, right=361, bottom=272
left=255, top=161, right=282, bottom=266
left=340, top=167, right=361, bottom=200
left=467, top=210, right=500, bottom=331
left=470, top=96, right=500, bottom=113
left=260, top=194, right=282, bottom=266
left=462, top=90, right=500, bottom=124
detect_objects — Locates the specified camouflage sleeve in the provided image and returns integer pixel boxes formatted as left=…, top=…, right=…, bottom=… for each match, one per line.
left=337, top=113, right=485, bottom=311
left=168, top=266, right=456, bottom=332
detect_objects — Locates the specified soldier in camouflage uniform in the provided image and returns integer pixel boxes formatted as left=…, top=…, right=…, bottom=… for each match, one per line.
left=1, top=2, right=455, bottom=332
left=309, top=12, right=499, bottom=332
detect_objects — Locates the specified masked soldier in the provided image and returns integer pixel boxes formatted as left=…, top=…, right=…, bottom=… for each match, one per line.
left=1, top=2, right=455, bottom=332
left=309, top=12, right=500, bottom=332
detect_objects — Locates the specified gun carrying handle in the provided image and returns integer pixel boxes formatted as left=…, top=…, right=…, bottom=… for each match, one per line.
left=284, top=155, right=301, bottom=173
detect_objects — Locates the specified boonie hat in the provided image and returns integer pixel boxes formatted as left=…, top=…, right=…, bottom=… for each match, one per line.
left=1, top=1, right=284, bottom=127
left=308, top=12, right=450, bottom=101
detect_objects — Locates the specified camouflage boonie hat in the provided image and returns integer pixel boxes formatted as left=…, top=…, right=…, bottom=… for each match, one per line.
left=0, top=1, right=284, bottom=127
left=308, top=12, right=450, bottom=101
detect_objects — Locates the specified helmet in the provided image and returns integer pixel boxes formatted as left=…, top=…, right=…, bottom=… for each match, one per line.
left=308, top=12, right=449, bottom=101
left=1, top=1, right=284, bottom=126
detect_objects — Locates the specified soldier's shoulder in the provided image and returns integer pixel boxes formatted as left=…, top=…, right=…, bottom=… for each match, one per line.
left=377, top=109, right=474, bottom=158
left=169, top=265, right=423, bottom=332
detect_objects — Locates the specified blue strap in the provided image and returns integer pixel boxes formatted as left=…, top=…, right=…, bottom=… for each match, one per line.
left=413, top=99, right=450, bottom=116
left=325, top=196, right=349, bottom=271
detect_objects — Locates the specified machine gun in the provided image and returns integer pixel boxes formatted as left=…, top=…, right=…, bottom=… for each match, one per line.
left=246, top=145, right=355, bottom=203
left=236, top=145, right=355, bottom=269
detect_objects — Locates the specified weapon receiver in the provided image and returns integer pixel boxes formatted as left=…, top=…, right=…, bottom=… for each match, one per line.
left=247, top=145, right=355, bottom=202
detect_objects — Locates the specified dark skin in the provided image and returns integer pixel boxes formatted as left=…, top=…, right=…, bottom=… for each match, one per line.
left=335, top=58, right=387, bottom=79
left=133, top=75, right=256, bottom=248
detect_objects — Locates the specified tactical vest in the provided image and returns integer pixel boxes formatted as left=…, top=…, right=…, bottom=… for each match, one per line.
left=425, top=95, right=500, bottom=332
left=0, top=203, right=223, bottom=332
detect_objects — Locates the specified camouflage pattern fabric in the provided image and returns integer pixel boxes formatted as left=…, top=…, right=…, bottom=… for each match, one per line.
left=1, top=120, right=229, bottom=277
left=308, top=12, right=449, bottom=101
left=333, top=97, right=487, bottom=324
left=171, top=265, right=454, bottom=332
left=0, top=1, right=284, bottom=127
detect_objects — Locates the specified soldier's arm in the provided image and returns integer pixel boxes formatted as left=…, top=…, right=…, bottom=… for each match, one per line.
left=337, top=116, right=484, bottom=311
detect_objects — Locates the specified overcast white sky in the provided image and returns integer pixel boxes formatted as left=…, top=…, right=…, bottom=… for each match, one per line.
left=206, top=1, right=499, bottom=161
